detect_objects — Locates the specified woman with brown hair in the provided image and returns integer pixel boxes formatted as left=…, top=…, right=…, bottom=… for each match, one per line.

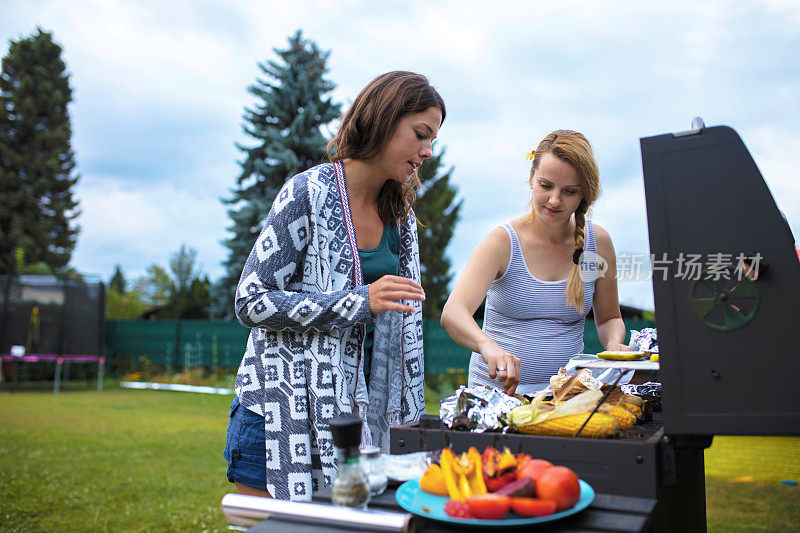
left=224, top=71, right=445, bottom=500
left=441, top=130, right=627, bottom=396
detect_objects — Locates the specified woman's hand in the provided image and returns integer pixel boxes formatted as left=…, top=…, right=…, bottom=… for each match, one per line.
left=605, top=343, right=629, bottom=352
left=368, top=275, right=425, bottom=315
left=479, top=341, right=521, bottom=396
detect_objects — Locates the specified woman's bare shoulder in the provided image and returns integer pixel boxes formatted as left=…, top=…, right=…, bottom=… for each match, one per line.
left=480, top=225, right=512, bottom=253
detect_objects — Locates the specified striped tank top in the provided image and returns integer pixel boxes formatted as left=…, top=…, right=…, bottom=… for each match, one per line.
left=468, top=220, right=597, bottom=394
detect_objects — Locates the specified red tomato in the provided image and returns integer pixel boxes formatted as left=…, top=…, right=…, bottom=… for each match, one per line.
left=444, top=499, right=474, bottom=519
left=510, top=497, right=557, bottom=517
left=516, top=458, right=553, bottom=482
left=464, top=494, right=511, bottom=520
left=536, top=466, right=580, bottom=511
left=485, top=471, right=517, bottom=492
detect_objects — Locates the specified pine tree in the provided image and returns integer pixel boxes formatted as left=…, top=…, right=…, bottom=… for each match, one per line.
left=416, top=146, right=462, bottom=319
left=109, top=264, right=127, bottom=293
left=0, top=28, right=80, bottom=276
left=212, top=30, right=340, bottom=318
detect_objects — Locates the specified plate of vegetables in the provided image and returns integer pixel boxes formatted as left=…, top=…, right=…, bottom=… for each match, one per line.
left=395, top=446, right=594, bottom=526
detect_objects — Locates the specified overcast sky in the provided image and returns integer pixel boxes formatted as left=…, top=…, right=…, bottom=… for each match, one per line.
left=3, top=0, right=799, bottom=310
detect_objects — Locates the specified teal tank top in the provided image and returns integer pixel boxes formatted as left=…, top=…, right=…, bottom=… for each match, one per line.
left=358, top=223, right=401, bottom=385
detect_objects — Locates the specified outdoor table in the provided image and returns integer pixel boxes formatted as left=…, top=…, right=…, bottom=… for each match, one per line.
left=246, top=485, right=656, bottom=532
left=0, top=354, right=104, bottom=393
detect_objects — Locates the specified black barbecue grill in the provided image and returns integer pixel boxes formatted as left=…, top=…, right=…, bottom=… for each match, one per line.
left=388, top=119, right=800, bottom=532
left=238, top=120, right=799, bottom=532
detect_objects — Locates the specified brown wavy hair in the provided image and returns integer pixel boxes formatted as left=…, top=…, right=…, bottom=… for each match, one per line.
left=327, top=71, right=446, bottom=224
left=530, top=130, right=601, bottom=312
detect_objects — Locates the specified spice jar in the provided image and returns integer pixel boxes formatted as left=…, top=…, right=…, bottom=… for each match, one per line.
left=360, top=446, right=388, bottom=496
left=328, top=415, right=370, bottom=509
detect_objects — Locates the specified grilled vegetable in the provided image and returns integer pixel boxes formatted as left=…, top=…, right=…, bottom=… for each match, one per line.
left=610, top=399, right=643, bottom=419
left=466, top=447, right=488, bottom=496
left=440, top=448, right=486, bottom=502
left=440, top=449, right=465, bottom=501
left=419, top=464, right=449, bottom=496
left=481, top=446, right=517, bottom=478
left=494, top=476, right=535, bottom=498
left=464, top=494, right=511, bottom=520
left=516, top=412, right=617, bottom=438
left=516, top=458, right=552, bottom=483
left=596, top=350, right=646, bottom=361
left=599, top=404, right=637, bottom=429
left=444, top=499, right=474, bottom=519
left=510, top=497, right=557, bottom=518
left=537, top=466, right=581, bottom=511
left=485, top=471, right=517, bottom=492
left=619, top=394, right=644, bottom=407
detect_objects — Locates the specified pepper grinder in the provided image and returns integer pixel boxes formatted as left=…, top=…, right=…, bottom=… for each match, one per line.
left=328, top=415, right=370, bottom=509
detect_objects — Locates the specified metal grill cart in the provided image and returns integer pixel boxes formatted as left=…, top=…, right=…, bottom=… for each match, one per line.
left=237, top=120, right=799, bottom=532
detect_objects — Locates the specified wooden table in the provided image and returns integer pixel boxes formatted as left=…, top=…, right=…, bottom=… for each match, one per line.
left=247, top=485, right=656, bottom=532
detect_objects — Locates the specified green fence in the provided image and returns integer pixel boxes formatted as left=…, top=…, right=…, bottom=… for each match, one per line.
left=105, top=320, right=249, bottom=370
left=106, top=318, right=656, bottom=375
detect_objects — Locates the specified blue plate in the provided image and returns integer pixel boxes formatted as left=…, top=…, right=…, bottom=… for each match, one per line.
left=395, top=478, right=595, bottom=527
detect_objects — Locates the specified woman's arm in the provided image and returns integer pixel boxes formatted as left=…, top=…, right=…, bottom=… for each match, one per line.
left=591, top=224, right=628, bottom=351
left=441, top=227, right=521, bottom=394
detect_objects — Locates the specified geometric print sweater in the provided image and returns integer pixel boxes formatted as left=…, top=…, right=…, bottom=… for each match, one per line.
left=234, top=161, right=425, bottom=501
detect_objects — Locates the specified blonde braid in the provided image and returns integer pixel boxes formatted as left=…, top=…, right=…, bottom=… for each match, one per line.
left=566, top=204, right=587, bottom=312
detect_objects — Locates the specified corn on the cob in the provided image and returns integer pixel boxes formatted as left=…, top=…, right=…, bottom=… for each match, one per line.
left=620, top=394, right=643, bottom=408
left=508, top=405, right=535, bottom=427
left=599, top=404, right=637, bottom=429
left=516, top=412, right=617, bottom=438
left=613, top=401, right=643, bottom=419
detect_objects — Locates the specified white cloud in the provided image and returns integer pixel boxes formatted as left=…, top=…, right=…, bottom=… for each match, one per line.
left=74, top=178, right=228, bottom=280
left=746, top=126, right=800, bottom=238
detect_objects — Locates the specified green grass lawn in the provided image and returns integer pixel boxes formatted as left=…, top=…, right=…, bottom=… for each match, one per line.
left=0, top=383, right=232, bottom=532
left=1, top=384, right=799, bottom=531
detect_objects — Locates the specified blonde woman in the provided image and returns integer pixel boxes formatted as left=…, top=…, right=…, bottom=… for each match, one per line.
left=441, top=130, right=627, bottom=396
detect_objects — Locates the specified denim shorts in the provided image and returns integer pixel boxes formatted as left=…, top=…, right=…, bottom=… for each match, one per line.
left=223, top=395, right=267, bottom=490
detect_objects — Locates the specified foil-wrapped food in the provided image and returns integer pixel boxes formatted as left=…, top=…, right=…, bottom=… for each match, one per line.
left=630, top=327, right=658, bottom=353
left=439, top=385, right=523, bottom=432
left=621, top=381, right=662, bottom=411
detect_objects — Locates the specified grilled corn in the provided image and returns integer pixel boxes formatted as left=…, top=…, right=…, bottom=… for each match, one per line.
left=516, top=412, right=617, bottom=438
left=599, top=404, right=637, bottom=429
left=620, top=394, right=643, bottom=408
left=624, top=402, right=644, bottom=419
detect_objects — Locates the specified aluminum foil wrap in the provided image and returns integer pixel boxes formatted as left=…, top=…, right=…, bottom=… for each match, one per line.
left=630, top=327, right=658, bottom=353
left=439, top=385, right=523, bottom=432
left=621, top=381, right=662, bottom=411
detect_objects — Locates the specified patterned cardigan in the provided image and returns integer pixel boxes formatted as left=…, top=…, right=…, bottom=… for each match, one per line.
left=233, top=161, right=425, bottom=501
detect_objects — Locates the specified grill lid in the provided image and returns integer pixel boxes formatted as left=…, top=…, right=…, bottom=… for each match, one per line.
left=640, top=121, right=800, bottom=435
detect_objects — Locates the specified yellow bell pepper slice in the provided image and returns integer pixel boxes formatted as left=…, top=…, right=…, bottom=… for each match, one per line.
left=439, top=448, right=465, bottom=501
left=420, top=463, right=449, bottom=496
left=466, top=447, right=487, bottom=495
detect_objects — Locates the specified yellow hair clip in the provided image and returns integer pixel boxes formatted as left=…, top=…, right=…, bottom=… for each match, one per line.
left=525, top=149, right=536, bottom=161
